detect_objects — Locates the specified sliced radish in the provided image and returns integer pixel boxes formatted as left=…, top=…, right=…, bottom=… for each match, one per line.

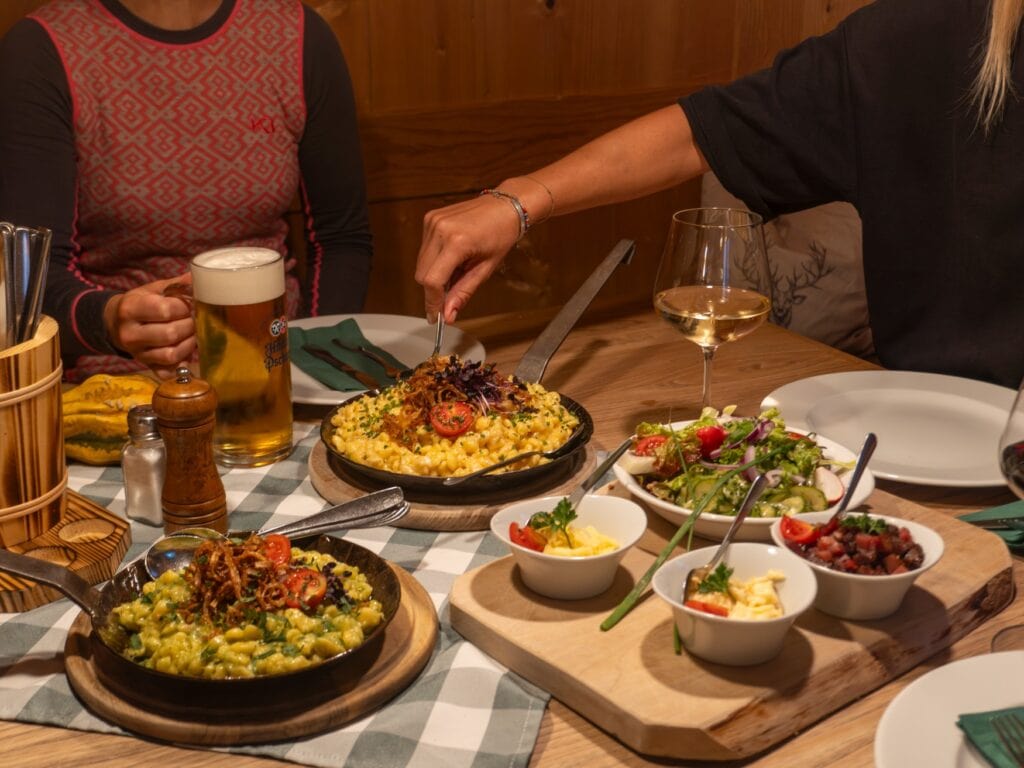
left=813, top=466, right=844, bottom=504
left=619, top=452, right=657, bottom=476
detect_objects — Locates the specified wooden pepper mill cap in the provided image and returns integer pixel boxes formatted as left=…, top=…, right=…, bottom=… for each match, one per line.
left=152, top=366, right=218, bottom=427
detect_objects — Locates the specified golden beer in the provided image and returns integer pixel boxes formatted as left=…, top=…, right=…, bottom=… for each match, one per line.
left=191, top=247, right=293, bottom=467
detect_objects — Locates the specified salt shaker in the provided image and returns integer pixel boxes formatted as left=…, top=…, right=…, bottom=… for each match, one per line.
left=152, top=366, right=227, bottom=534
left=120, top=404, right=165, bottom=526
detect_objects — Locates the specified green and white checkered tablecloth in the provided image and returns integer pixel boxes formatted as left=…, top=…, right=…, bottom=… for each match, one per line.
left=0, top=424, right=549, bottom=768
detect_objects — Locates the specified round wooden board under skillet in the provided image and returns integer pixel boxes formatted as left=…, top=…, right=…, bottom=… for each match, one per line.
left=63, top=564, right=437, bottom=746
left=308, top=439, right=598, bottom=531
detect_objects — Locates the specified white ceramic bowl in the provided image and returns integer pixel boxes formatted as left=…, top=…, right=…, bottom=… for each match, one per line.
left=612, top=423, right=874, bottom=542
left=769, top=510, right=944, bottom=620
left=651, top=542, right=817, bottom=666
left=490, top=494, right=647, bottom=600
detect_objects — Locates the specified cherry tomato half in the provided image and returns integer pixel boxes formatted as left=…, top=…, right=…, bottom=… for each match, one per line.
left=695, top=425, right=727, bottom=458
left=429, top=402, right=475, bottom=438
left=634, top=435, right=668, bottom=456
left=282, top=567, right=328, bottom=610
left=779, top=515, right=821, bottom=545
left=261, top=533, right=292, bottom=566
left=509, top=522, right=546, bottom=552
left=684, top=599, right=730, bottom=617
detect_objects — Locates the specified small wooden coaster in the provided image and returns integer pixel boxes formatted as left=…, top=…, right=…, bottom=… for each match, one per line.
left=0, top=491, right=131, bottom=612
left=64, top=564, right=438, bottom=746
left=308, top=440, right=598, bottom=531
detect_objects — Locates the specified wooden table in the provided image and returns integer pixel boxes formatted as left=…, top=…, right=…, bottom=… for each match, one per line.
left=3, top=310, right=1018, bottom=767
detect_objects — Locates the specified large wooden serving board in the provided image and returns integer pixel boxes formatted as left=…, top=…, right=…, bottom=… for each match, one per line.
left=449, top=488, right=1013, bottom=762
left=309, top=439, right=597, bottom=531
left=64, top=563, right=438, bottom=746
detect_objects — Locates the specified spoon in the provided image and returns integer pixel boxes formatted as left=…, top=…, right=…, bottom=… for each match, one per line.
left=822, top=431, right=877, bottom=529
left=143, top=486, right=408, bottom=578
left=683, top=473, right=768, bottom=602
left=564, top=437, right=634, bottom=509
left=442, top=421, right=590, bottom=485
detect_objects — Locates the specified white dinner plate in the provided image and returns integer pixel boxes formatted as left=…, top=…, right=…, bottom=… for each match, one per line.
left=611, top=422, right=874, bottom=542
left=289, top=314, right=486, bottom=406
left=762, top=371, right=1015, bottom=487
left=875, top=651, right=1024, bottom=768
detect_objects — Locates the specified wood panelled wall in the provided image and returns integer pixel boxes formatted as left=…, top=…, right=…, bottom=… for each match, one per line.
left=0, top=0, right=872, bottom=325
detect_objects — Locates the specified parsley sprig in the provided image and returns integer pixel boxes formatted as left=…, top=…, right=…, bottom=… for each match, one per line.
left=839, top=511, right=888, bottom=535
left=528, top=498, right=576, bottom=541
left=696, top=563, right=733, bottom=595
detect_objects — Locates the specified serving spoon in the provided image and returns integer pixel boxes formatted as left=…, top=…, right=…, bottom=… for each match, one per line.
left=143, top=486, right=409, bottom=579
left=822, top=431, right=877, bottom=529
left=683, top=473, right=768, bottom=603
left=443, top=421, right=592, bottom=486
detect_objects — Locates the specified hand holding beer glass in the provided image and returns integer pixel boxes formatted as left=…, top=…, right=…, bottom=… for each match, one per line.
left=188, top=247, right=293, bottom=467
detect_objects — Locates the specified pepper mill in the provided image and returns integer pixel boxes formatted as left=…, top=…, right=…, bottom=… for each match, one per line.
left=152, top=366, right=228, bottom=534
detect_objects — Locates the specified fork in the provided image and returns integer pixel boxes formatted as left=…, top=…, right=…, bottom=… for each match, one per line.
left=993, top=712, right=1024, bottom=766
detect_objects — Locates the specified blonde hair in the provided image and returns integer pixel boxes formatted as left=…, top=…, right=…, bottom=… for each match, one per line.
left=973, top=0, right=1024, bottom=133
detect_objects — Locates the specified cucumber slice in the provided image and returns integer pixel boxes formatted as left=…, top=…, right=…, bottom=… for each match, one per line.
left=790, top=485, right=828, bottom=511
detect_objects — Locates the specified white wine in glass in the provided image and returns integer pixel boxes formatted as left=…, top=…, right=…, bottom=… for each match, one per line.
left=654, top=208, right=772, bottom=408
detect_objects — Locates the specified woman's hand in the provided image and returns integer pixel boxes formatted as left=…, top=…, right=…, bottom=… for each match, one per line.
left=103, top=275, right=196, bottom=379
left=415, top=193, right=522, bottom=323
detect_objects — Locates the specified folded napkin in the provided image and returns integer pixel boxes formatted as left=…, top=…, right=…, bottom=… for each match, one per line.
left=959, top=499, right=1024, bottom=552
left=289, top=318, right=408, bottom=391
left=957, top=706, right=1024, bottom=768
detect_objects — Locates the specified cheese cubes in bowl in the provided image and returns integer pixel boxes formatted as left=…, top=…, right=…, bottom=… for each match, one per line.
left=491, top=495, right=647, bottom=600
left=652, top=543, right=817, bottom=665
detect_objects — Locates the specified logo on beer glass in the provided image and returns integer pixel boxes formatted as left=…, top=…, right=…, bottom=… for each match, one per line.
left=190, top=247, right=293, bottom=468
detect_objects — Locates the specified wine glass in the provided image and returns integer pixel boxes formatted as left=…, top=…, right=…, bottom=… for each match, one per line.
left=999, top=379, right=1024, bottom=497
left=992, top=377, right=1024, bottom=652
left=653, top=208, right=772, bottom=408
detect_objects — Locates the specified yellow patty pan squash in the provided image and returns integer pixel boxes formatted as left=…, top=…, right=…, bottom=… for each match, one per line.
left=62, top=373, right=158, bottom=465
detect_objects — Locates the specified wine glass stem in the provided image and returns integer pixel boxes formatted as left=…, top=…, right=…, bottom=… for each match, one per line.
left=700, top=346, right=716, bottom=408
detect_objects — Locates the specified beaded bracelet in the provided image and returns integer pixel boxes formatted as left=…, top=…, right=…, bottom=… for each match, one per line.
left=479, top=188, right=530, bottom=240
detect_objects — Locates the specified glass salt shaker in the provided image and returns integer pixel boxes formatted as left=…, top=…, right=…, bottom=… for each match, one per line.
left=121, top=404, right=166, bottom=526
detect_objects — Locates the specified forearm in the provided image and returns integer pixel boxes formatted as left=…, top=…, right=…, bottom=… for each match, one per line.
left=495, top=104, right=709, bottom=224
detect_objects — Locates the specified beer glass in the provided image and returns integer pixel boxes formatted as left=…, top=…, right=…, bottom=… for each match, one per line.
left=190, top=247, right=293, bottom=467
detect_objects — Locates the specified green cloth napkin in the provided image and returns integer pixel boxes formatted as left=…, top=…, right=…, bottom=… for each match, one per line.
left=959, top=499, right=1024, bottom=552
left=957, top=706, right=1024, bottom=768
left=289, top=318, right=408, bottom=391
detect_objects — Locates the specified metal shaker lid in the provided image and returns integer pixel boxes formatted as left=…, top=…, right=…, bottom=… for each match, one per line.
left=126, top=404, right=160, bottom=439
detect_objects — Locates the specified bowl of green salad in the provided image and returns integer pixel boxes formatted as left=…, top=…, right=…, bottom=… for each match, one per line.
left=612, top=407, right=874, bottom=542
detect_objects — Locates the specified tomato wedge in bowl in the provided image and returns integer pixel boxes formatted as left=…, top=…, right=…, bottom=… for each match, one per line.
left=770, top=510, right=944, bottom=620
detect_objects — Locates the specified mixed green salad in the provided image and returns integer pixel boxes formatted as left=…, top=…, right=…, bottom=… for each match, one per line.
left=622, top=406, right=850, bottom=518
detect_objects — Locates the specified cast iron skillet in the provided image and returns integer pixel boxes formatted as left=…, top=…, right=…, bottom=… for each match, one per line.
left=0, top=535, right=401, bottom=718
left=318, top=239, right=635, bottom=505
left=320, top=391, right=594, bottom=505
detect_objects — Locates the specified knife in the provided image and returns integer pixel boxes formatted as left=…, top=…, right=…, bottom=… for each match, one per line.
left=302, top=343, right=381, bottom=390
left=0, top=222, right=15, bottom=348
left=964, top=517, right=1024, bottom=531
left=16, top=226, right=51, bottom=343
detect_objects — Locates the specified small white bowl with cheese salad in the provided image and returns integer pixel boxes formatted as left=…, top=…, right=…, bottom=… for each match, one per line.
left=491, top=494, right=647, bottom=600
left=613, top=406, right=874, bottom=542
left=652, top=542, right=817, bottom=665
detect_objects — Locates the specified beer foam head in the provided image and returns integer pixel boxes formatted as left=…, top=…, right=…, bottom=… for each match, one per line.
left=191, top=247, right=284, bottom=305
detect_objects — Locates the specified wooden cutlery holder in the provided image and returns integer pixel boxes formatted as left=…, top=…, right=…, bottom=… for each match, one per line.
left=0, top=316, right=67, bottom=547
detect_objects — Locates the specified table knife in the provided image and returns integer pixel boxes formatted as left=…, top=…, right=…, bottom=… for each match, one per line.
left=302, top=344, right=381, bottom=390
left=964, top=517, right=1024, bottom=531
